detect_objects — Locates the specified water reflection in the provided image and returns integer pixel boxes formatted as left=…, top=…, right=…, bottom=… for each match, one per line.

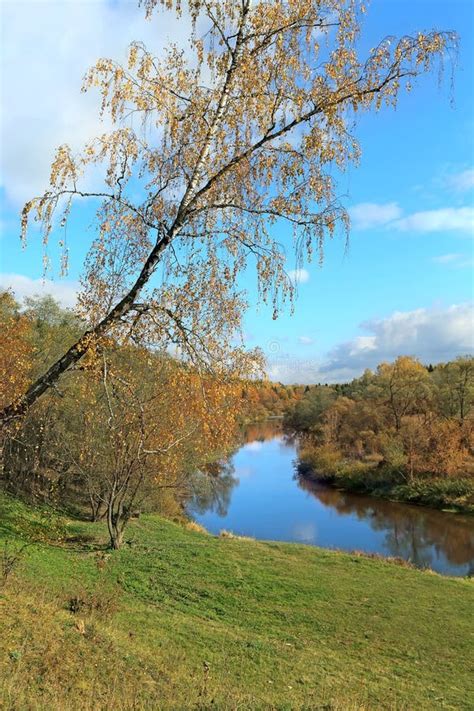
left=243, top=420, right=284, bottom=443
left=189, top=460, right=238, bottom=517
left=300, top=478, right=474, bottom=574
left=189, top=422, right=474, bottom=576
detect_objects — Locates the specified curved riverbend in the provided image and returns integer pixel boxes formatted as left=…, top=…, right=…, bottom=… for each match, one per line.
left=190, top=421, right=474, bottom=576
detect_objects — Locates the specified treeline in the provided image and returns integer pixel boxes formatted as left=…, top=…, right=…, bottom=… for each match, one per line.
left=239, top=381, right=305, bottom=421
left=0, top=291, right=257, bottom=547
left=285, top=356, right=474, bottom=511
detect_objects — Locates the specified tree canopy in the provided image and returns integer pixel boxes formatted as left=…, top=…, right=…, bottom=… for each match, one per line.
left=3, top=0, right=457, bottom=420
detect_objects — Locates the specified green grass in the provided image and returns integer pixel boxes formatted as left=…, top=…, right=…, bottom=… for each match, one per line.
left=0, top=492, right=473, bottom=710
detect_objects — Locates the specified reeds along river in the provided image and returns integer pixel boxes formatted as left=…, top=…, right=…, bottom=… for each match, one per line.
left=189, top=421, right=474, bottom=577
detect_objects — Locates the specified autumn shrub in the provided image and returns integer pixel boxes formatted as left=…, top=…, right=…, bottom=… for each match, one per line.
left=184, top=520, right=208, bottom=534
left=298, top=444, right=343, bottom=479
left=424, top=419, right=466, bottom=476
left=219, top=529, right=254, bottom=541
left=66, top=584, right=121, bottom=618
left=380, top=433, right=407, bottom=472
left=392, top=477, right=474, bottom=511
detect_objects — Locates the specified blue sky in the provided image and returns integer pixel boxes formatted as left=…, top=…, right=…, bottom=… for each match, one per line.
left=1, top=0, right=473, bottom=382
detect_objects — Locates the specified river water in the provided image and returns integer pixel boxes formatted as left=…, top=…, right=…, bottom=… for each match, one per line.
left=190, top=421, right=474, bottom=576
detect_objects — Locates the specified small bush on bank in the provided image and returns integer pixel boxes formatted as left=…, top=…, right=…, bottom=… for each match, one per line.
left=392, top=477, right=474, bottom=511
left=184, top=520, right=208, bottom=534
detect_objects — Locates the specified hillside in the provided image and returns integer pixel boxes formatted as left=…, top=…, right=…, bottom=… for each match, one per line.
left=0, top=492, right=473, bottom=710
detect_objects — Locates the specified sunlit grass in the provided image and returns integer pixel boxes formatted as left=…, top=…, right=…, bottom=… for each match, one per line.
left=0, top=492, right=472, bottom=710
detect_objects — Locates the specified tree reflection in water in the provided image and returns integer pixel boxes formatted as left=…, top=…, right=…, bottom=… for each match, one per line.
left=188, top=459, right=238, bottom=518
left=243, top=420, right=284, bottom=443
left=298, top=477, right=474, bottom=573
left=188, top=421, right=473, bottom=576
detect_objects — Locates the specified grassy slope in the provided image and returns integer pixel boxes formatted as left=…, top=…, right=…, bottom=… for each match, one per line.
left=0, top=493, right=473, bottom=711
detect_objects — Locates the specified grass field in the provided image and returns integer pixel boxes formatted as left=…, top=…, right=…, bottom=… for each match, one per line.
left=0, top=492, right=473, bottom=710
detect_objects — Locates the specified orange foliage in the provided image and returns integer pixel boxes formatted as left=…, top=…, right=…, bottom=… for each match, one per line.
left=0, top=292, right=32, bottom=411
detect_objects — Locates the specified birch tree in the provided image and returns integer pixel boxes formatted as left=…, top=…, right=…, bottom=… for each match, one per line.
left=2, top=0, right=456, bottom=421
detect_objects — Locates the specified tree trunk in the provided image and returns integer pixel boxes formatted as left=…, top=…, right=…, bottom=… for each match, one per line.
left=107, top=508, right=124, bottom=550
left=0, top=228, right=172, bottom=423
left=110, top=527, right=124, bottom=550
left=106, top=492, right=129, bottom=550
left=90, top=501, right=104, bottom=522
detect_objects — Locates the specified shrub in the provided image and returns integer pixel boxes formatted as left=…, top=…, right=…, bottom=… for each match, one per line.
left=298, top=444, right=343, bottom=479
left=184, top=520, right=208, bottom=534
left=66, top=585, right=121, bottom=618
left=393, top=477, right=474, bottom=510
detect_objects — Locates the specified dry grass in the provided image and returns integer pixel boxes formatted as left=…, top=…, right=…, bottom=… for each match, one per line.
left=219, top=529, right=255, bottom=541
left=184, top=520, right=208, bottom=534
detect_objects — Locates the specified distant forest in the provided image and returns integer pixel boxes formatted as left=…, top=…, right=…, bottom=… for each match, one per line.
left=286, top=355, right=473, bottom=511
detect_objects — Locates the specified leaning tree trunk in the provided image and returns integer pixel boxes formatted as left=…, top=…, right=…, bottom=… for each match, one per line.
left=0, top=228, right=173, bottom=424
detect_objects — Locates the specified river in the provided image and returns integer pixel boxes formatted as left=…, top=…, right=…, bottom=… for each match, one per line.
left=190, top=421, right=474, bottom=576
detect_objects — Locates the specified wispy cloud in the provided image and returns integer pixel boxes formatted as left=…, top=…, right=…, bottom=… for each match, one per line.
left=448, top=168, right=474, bottom=193
left=0, top=273, right=79, bottom=308
left=267, top=303, right=474, bottom=384
left=1, top=1, right=192, bottom=207
left=298, top=335, right=314, bottom=345
left=432, top=253, right=462, bottom=264
left=432, top=253, right=473, bottom=268
left=350, top=201, right=474, bottom=235
left=244, top=442, right=263, bottom=453
left=266, top=358, right=322, bottom=384
left=392, top=207, right=474, bottom=234
left=349, top=202, right=402, bottom=230
left=287, top=268, right=310, bottom=284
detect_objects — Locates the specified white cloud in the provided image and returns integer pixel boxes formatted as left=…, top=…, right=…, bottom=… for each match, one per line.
left=347, top=335, right=377, bottom=355
left=287, top=268, right=310, bottom=284
left=234, top=466, right=254, bottom=479
left=298, top=335, right=314, bottom=345
left=266, top=357, right=322, bottom=384
left=349, top=201, right=474, bottom=235
left=319, top=303, right=474, bottom=382
left=448, top=168, right=474, bottom=193
left=1, top=0, right=192, bottom=207
left=392, top=207, right=474, bottom=234
left=266, top=303, right=474, bottom=384
left=349, top=202, right=402, bottom=230
left=0, top=273, right=79, bottom=308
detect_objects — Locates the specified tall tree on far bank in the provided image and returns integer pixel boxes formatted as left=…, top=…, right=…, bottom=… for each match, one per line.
left=376, top=357, right=432, bottom=432
left=434, top=357, right=474, bottom=424
left=2, top=0, right=457, bottom=421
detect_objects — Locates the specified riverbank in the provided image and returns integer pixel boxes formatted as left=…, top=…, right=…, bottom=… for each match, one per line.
left=297, top=450, right=474, bottom=514
left=1, top=492, right=473, bottom=710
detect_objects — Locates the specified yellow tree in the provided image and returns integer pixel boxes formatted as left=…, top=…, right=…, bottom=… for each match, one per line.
left=434, top=357, right=474, bottom=425
left=0, top=292, right=32, bottom=413
left=2, top=0, right=456, bottom=420
left=58, top=347, right=241, bottom=548
left=398, top=416, right=465, bottom=479
left=376, top=356, right=432, bottom=431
